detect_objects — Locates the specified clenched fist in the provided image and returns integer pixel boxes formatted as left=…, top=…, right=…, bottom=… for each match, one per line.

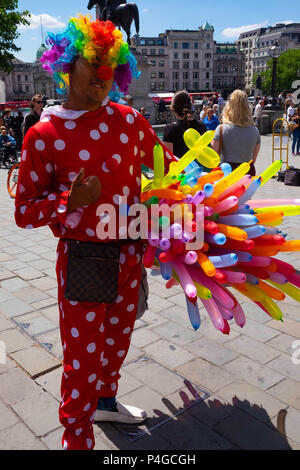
left=67, top=168, right=102, bottom=213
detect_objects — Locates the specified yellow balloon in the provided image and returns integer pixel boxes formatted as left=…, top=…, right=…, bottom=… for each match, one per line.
left=269, top=281, right=300, bottom=303
left=254, top=206, right=300, bottom=216
left=153, top=143, right=165, bottom=188
left=213, top=162, right=251, bottom=197
left=260, top=160, right=282, bottom=186
left=141, top=175, right=153, bottom=192
left=194, top=281, right=212, bottom=300
left=261, top=297, right=283, bottom=321
left=198, top=146, right=221, bottom=169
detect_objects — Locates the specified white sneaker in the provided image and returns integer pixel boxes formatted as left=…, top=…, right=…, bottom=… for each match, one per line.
left=94, top=402, right=147, bottom=424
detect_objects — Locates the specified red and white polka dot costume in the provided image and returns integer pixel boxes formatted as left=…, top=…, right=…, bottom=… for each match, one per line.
left=15, top=100, right=177, bottom=450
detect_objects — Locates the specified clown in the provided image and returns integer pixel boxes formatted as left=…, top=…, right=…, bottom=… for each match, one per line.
left=15, top=15, right=177, bottom=451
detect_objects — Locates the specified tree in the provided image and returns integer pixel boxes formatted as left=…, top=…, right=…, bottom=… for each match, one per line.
left=261, top=48, right=300, bottom=96
left=0, top=0, right=30, bottom=72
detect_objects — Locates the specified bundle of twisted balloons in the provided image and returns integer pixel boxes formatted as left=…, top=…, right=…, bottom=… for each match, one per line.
left=141, top=129, right=300, bottom=335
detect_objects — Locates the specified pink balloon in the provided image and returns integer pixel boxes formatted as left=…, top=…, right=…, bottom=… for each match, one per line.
left=200, top=298, right=225, bottom=332
left=286, top=272, right=300, bottom=288
left=214, top=196, right=238, bottom=214
left=190, top=266, right=235, bottom=309
left=219, top=269, right=246, bottom=284
left=239, top=256, right=272, bottom=268
left=249, top=199, right=300, bottom=208
left=231, top=302, right=246, bottom=328
left=269, top=272, right=288, bottom=284
left=214, top=298, right=234, bottom=321
left=172, top=260, right=197, bottom=300
left=270, top=258, right=295, bottom=276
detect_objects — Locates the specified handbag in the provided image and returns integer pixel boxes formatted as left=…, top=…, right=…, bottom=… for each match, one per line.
left=64, top=240, right=121, bottom=303
left=136, top=264, right=149, bottom=320
left=284, top=168, right=300, bottom=186
left=290, top=122, right=299, bottom=133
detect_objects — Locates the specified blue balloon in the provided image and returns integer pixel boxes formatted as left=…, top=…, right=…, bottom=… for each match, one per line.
left=243, top=225, right=266, bottom=239
left=185, top=296, right=201, bottom=331
left=220, top=162, right=232, bottom=177
left=208, top=254, right=238, bottom=268
left=160, top=261, right=173, bottom=281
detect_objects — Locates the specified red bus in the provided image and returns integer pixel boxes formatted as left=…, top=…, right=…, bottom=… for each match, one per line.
left=149, top=92, right=218, bottom=104
left=0, top=101, right=31, bottom=111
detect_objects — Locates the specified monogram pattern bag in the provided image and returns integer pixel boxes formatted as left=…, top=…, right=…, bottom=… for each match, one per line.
left=64, top=240, right=121, bottom=303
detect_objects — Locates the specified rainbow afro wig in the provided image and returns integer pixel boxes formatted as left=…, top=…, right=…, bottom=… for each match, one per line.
left=40, top=14, right=140, bottom=101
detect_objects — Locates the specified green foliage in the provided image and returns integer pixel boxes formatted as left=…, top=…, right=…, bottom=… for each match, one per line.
left=261, top=48, right=300, bottom=95
left=0, top=0, right=30, bottom=72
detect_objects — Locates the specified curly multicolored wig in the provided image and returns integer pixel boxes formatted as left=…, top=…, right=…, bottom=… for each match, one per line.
left=40, top=14, right=140, bottom=101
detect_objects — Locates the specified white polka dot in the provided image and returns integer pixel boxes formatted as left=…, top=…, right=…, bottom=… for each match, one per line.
left=113, top=194, right=123, bottom=205
left=99, top=323, right=104, bottom=333
left=120, top=133, right=128, bottom=144
left=110, top=317, right=119, bottom=325
left=65, top=120, right=76, bottom=130
left=102, top=162, right=110, bottom=173
left=134, top=146, right=138, bottom=156
left=68, top=418, right=76, bottom=424
left=71, top=328, right=79, bottom=338
left=71, top=389, right=80, bottom=399
left=86, top=438, right=93, bottom=449
left=87, top=343, right=96, bottom=353
left=88, top=374, right=97, bottom=383
left=100, top=213, right=110, bottom=224
left=25, top=224, right=33, bottom=230
left=166, top=152, right=173, bottom=160
left=129, top=245, right=135, bottom=255
left=21, top=150, right=26, bottom=161
left=86, top=311, right=96, bottom=322
left=54, top=139, right=66, bottom=151
left=30, top=171, right=38, bottom=182
left=41, top=115, right=51, bottom=122
left=129, top=165, right=134, bottom=176
left=131, top=279, right=138, bottom=288
left=136, top=177, right=141, bottom=186
left=133, top=109, right=138, bottom=118
left=83, top=403, right=91, bottom=412
left=48, top=194, right=56, bottom=201
left=123, top=327, right=131, bottom=334
left=20, top=205, right=26, bottom=215
left=127, top=304, right=134, bottom=312
left=64, top=372, right=68, bottom=379
left=119, top=253, right=126, bottom=264
left=106, top=106, right=114, bottom=115
left=90, top=411, right=96, bottom=422
left=79, top=150, right=90, bottom=161
left=59, top=184, right=68, bottom=192
left=111, top=383, right=117, bottom=391
left=116, top=295, right=123, bottom=303
left=35, top=139, right=45, bottom=151
left=75, top=428, right=82, bottom=436
left=63, top=441, right=68, bottom=450
left=102, top=358, right=108, bottom=366
left=136, top=253, right=141, bottom=263
left=19, top=184, right=25, bottom=194
left=123, top=186, right=130, bottom=196
left=45, top=163, right=53, bottom=173
left=68, top=172, right=77, bottom=182
left=106, top=338, right=115, bottom=346
left=86, top=228, right=95, bottom=237
left=38, top=211, right=44, bottom=220
left=42, top=191, right=49, bottom=196
left=117, top=350, right=126, bottom=358
left=139, top=131, right=144, bottom=141
left=110, top=371, right=117, bottom=376
left=73, top=359, right=80, bottom=370
left=126, top=114, right=134, bottom=124
left=99, top=123, right=109, bottom=133
left=95, top=380, right=102, bottom=391
left=112, top=154, right=121, bottom=164
left=134, top=196, right=140, bottom=204
left=58, top=205, right=66, bottom=214
left=90, top=130, right=100, bottom=140
left=69, top=301, right=78, bottom=306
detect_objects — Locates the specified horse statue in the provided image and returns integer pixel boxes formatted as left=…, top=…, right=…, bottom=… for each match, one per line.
left=87, top=0, right=139, bottom=45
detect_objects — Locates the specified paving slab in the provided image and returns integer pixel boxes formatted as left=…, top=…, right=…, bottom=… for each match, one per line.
left=0, top=422, right=47, bottom=450
left=35, top=329, right=63, bottom=359
left=183, top=336, right=240, bottom=366
left=144, top=339, right=195, bottom=369
left=0, top=328, right=33, bottom=353
left=14, top=287, right=49, bottom=304
left=266, top=353, right=300, bottom=383
left=265, top=318, right=300, bottom=338
left=152, top=320, right=201, bottom=347
left=13, top=311, right=57, bottom=336
left=270, top=407, right=300, bottom=445
left=225, top=335, right=281, bottom=365
left=266, top=333, right=299, bottom=356
left=130, top=327, right=161, bottom=349
left=35, top=366, right=63, bottom=401
left=0, top=400, right=20, bottom=431
left=223, top=356, right=285, bottom=391
left=267, top=378, right=300, bottom=410
left=12, top=393, right=61, bottom=436
left=0, top=298, right=33, bottom=318
left=230, top=317, right=281, bottom=343
left=0, top=277, right=30, bottom=292
left=10, top=345, right=61, bottom=378
left=177, top=358, right=236, bottom=392
left=41, top=427, right=64, bottom=450
left=0, top=368, right=42, bottom=405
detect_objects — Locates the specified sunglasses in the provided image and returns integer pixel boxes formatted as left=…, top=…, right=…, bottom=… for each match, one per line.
left=34, top=101, right=43, bottom=104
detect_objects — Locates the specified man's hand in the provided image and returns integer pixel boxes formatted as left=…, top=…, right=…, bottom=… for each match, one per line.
left=67, top=168, right=102, bottom=213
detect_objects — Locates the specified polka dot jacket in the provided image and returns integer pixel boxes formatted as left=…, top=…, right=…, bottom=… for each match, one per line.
left=15, top=102, right=177, bottom=241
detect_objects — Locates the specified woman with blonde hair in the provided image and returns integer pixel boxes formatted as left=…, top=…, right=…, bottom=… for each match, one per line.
left=211, top=89, right=261, bottom=176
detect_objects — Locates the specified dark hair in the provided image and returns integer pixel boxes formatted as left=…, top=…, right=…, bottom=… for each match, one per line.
left=171, top=90, right=193, bottom=128
left=31, top=94, right=42, bottom=109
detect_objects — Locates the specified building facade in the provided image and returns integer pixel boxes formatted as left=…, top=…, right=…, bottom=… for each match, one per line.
left=237, top=22, right=300, bottom=93
left=0, top=44, right=60, bottom=103
left=213, top=43, right=245, bottom=98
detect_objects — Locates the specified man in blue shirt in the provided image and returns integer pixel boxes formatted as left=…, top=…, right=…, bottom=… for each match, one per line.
left=203, top=108, right=220, bottom=131
left=0, top=126, right=17, bottom=166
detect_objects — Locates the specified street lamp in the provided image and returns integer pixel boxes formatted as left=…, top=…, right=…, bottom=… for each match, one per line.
left=269, top=40, right=282, bottom=104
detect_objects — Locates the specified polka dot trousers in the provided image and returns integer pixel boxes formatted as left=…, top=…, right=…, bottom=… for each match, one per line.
left=56, top=240, right=143, bottom=450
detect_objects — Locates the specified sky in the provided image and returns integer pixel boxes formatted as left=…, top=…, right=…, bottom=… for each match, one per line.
left=16, top=0, right=300, bottom=63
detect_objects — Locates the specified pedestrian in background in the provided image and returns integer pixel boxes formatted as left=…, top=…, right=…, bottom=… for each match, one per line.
left=211, top=89, right=260, bottom=176
left=23, top=95, right=43, bottom=137
left=291, top=104, right=300, bottom=156
left=254, top=99, right=264, bottom=133
left=203, top=107, right=220, bottom=131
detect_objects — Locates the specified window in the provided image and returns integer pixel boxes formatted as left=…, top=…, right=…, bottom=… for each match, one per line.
left=206, top=62, right=210, bottom=68
left=194, top=52, right=198, bottom=59
left=206, top=72, right=210, bottom=79
left=18, top=85, right=22, bottom=92
left=150, top=49, right=156, bottom=55
left=25, top=75, right=28, bottom=81
left=183, top=62, right=189, bottom=69
left=140, top=39, right=146, bottom=45
left=150, top=60, right=156, bottom=66
left=159, top=49, right=164, bottom=55
left=174, top=42, right=178, bottom=49
left=159, top=72, right=164, bottom=78
left=193, top=62, right=199, bottom=69
left=159, top=60, right=165, bottom=66
left=17, top=75, right=21, bottom=81
left=173, top=61, right=179, bottom=69
left=174, top=52, right=178, bottom=59
left=183, top=71, right=189, bottom=79
left=193, top=82, right=199, bottom=90
left=173, top=71, right=178, bottom=79
left=183, top=81, right=188, bottom=89
left=150, top=72, right=156, bottom=78
left=148, top=39, right=154, bottom=45
left=157, top=39, right=163, bottom=45
left=142, top=48, right=147, bottom=54
left=173, top=82, right=178, bottom=90
left=207, top=43, right=210, bottom=48
left=159, top=82, right=165, bottom=90
left=194, top=42, right=198, bottom=49
left=182, top=42, right=190, bottom=49
left=193, top=72, right=199, bottom=79
left=26, top=85, right=29, bottom=92
left=206, top=82, right=209, bottom=89
left=183, top=53, right=190, bottom=59
left=151, top=82, right=156, bottom=90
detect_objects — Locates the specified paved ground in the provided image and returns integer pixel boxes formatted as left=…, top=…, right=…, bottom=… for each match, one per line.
left=0, top=135, right=299, bottom=450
